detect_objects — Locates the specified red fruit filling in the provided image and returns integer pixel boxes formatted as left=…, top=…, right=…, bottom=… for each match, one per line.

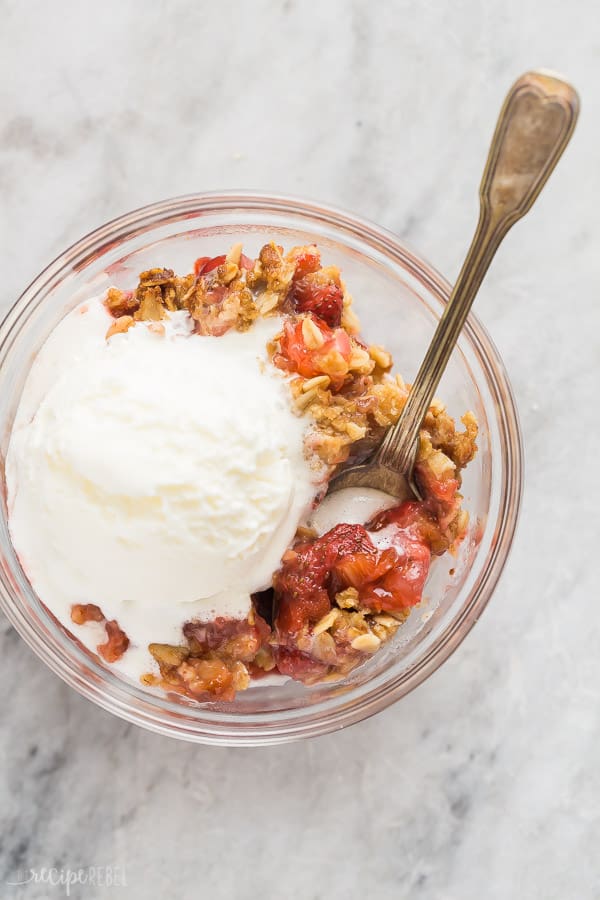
left=274, top=523, right=373, bottom=635
left=272, top=503, right=440, bottom=680
left=70, top=604, right=129, bottom=663
left=275, top=646, right=329, bottom=682
left=273, top=316, right=352, bottom=389
left=289, top=272, right=344, bottom=327
left=70, top=603, right=104, bottom=625
left=98, top=620, right=130, bottom=663
left=415, top=459, right=459, bottom=507
left=193, top=254, right=227, bottom=276
left=146, top=612, right=274, bottom=702
left=285, top=246, right=344, bottom=327
left=183, top=614, right=271, bottom=663
left=239, top=253, right=255, bottom=270
left=289, top=244, right=322, bottom=280
left=275, top=509, right=432, bottom=635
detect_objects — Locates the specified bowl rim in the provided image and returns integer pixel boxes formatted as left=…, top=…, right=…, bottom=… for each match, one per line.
left=0, top=191, right=523, bottom=745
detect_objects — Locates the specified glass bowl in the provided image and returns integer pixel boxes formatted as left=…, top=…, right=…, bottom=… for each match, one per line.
left=0, top=193, right=522, bottom=746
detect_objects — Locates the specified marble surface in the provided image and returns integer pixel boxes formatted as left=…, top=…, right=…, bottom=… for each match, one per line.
left=1, top=1, right=599, bottom=898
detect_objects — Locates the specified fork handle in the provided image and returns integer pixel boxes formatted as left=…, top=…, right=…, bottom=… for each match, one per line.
left=375, top=70, right=579, bottom=475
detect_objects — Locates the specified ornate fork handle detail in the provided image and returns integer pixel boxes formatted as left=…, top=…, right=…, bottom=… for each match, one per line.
left=375, top=71, right=579, bottom=477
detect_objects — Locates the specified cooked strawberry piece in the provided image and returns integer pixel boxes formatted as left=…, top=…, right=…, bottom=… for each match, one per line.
left=369, top=500, right=444, bottom=548
left=191, top=285, right=235, bottom=336
left=274, top=524, right=375, bottom=637
left=274, top=507, right=433, bottom=673
left=193, top=256, right=210, bottom=276
left=360, top=540, right=431, bottom=612
left=327, top=523, right=374, bottom=555
left=290, top=522, right=375, bottom=576
left=203, top=254, right=226, bottom=273
left=389, top=543, right=430, bottom=600
left=193, top=254, right=226, bottom=276
left=370, top=500, right=433, bottom=539
left=273, top=316, right=352, bottom=389
left=333, top=547, right=397, bottom=589
left=275, top=581, right=330, bottom=637
left=239, top=253, right=255, bottom=270
left=330, top=518, right=430, bottom=615
left=70, top=603, right=130, bottom=663
left=273, top=319, right=318, bottom=379
left=246, top=663, right=271, bottom=680
left=97, top=620, right=130, bottom=663
left=358, top=501, right=433, bottom=612
left=415, top=460, right=459, bottom=507
left=203, top=286, right=228, bottom=306
left=290, top=245, right=321, bottom=280
left=70, top=603, right=104, bottom=625
left=369, top=500, right=422, bottom=531
left=274, top=646, right=329, bottom=682
left=289, top=274, right=344, bottom=327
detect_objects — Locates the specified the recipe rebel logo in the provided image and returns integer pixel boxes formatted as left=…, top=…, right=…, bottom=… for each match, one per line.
left=6, top=865, right=128, bottom=895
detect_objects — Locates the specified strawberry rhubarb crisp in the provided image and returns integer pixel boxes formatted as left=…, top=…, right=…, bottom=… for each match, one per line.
left=6, top=241, right=477, bottom=703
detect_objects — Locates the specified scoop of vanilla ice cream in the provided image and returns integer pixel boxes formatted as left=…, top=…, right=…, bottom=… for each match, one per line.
left=6, top=301, right=320, bottom=675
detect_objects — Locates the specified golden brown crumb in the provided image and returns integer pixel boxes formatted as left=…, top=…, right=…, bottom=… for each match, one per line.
left=247, top=242, right=295, bottom=295
left=134, top=288, right=168, bottom=322
left=105, top=287, right=139, bottom=318
left=335, top=587, right=360, bottom=609
left=105, top=315, right=134, bottom=339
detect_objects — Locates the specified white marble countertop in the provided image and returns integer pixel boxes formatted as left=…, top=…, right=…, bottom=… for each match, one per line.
left=1, top=2, right=599, bottom=898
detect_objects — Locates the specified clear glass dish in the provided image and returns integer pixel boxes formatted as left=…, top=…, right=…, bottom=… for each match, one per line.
left=0, top=193, right=522, bottom=746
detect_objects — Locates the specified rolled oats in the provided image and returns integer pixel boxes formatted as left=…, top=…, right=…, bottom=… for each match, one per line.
left=302, top=374, right=331, bottom=392
left=335, top=587, right=360, bottom=609
left=302, top=315, right=325, bottom=349
left=313, top=608, right=340, bottom=635
left=105, top=315, right=134, bottom=339
left=368, top=345, right=393, bottom=370
left=294, top=387, right=319, bottom=411
left=350, top=633, right=381, bottom=653
left=349, top=344, right=375, bottom=374
left=225, top=242, right=243, bottom=267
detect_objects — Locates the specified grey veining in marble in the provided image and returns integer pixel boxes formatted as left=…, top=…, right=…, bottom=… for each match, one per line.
left=1, top=1, right=599, bottom=898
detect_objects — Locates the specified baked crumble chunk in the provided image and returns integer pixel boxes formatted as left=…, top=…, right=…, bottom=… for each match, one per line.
left=70, top=604, right=129, bottom=663
left=69, top=241, right=477, bottom=701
